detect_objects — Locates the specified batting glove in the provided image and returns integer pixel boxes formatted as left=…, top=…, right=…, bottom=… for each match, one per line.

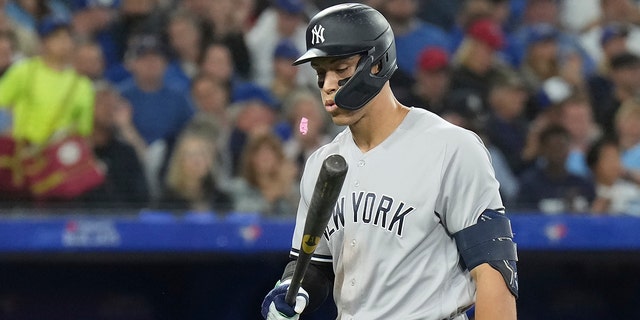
left=261, top=279, right=309, bottom=320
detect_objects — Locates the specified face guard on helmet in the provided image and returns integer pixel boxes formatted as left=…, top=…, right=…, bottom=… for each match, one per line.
left=293, top=3, right=398, bottom=110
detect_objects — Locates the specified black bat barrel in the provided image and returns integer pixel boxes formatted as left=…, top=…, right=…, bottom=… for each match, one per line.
left=285, top=154, right=348, bottom=306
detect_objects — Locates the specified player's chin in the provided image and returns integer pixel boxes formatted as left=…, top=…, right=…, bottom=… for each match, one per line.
left=329, top=112, right=356, bottom=127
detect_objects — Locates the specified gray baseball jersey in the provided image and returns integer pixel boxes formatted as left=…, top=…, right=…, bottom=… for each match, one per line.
left=289, top=108, right=504, bottom=320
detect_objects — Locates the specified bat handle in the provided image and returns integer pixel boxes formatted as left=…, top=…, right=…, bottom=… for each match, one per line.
left=285, top=280, right=300, bottom=307
left=284, top=252, right=310, bottom=306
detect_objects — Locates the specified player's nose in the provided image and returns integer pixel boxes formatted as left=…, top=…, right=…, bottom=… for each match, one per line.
left=321, top=71, right=340, bottom=95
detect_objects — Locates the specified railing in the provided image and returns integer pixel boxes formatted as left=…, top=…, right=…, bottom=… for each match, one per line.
left=1, top=212, right=639, bottom=255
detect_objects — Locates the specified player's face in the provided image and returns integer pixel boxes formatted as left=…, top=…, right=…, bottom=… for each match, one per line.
left=310, top=55, right=363, bottom=126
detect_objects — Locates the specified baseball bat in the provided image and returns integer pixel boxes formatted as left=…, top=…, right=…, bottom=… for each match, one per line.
left=285, top=154, right=348, bottom=306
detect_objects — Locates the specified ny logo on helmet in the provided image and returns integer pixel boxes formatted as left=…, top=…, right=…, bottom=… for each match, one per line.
left=311, top=24, right=325, bottom=45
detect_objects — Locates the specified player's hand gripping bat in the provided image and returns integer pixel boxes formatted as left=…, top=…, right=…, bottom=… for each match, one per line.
left=285, top=154, right=348, bottom=306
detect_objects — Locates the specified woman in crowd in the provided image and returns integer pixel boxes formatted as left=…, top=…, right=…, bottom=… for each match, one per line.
left=155, top=122, right=233, bottom=214
left=228, top=132, right=299, bottom=217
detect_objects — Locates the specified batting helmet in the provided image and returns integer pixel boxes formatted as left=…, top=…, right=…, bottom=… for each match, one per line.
left=293, top=3, right=397, bottom=110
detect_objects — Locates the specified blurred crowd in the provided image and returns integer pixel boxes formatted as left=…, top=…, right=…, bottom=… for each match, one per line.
left=1, top=0, right=640, bottom=217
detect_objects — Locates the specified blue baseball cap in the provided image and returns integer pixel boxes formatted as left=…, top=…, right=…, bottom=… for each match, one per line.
left=232, top=82, right=278, bottom=109
left=274, top=39, right=300, bottom=60
left=37, top=16, right=71, bottom=38
left=126, top=34, right=168, bottom=59
left=601, top=23, right=629, bottom=47
left=274, top=0, right=305, bottom=15
left=71, top=0, right=120, bottom=11
left=526, top=23, right=558, bottom=46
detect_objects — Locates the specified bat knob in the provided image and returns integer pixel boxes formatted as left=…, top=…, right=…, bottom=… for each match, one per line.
left=323, top=154, right=348, bottom=176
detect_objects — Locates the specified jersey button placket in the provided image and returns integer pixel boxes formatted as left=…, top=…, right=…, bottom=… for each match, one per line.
left=354, top=158, right=365, bottom=188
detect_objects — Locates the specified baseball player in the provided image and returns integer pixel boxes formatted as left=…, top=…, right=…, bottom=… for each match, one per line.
left=261, top=3, right=518, bottom=320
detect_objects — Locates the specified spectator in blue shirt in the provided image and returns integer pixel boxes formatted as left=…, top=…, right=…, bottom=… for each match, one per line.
left=118, top=33, right=194, bottom=146
left=504, top=0, right=595, bottom=74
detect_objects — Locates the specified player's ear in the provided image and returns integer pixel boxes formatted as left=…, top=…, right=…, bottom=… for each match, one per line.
left=370, top=60, right=381, bottom=75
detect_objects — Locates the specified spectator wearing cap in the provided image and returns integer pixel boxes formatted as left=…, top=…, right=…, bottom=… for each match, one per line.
left=519, top=23, right=588, bottom=121
left=3, top=0, right=71, bottom=57
left=519, top=23, right=559, bottom=90
left=226, top=83, right=280, bottom=176
left=377, top=0, right=451, bottom=77
left=577, top=0, right=640, bottom=65
left=447, top=0, right=515, bottom=54
left=585, top=23, right=630, bottom=116
left=398, top=46, right=452, bottom=115
left=70, top=0, right=121, bottom=69
left=589, top=52, right=640, bottom=136
left=0, top=16, right=95, bottom=145
left=505, top=0, right=596, bottom=74
left=118, top=33, right=194, bottom=146
left=116, top=33, right=194, bottom=197
left=600, top=23, right=631, bottom=69
left=485, top=69, right=531, bottom=174
left=451, top=17, right=508, bottom=107
left=270, top=39, right=312, bottom=106
left=246, top=0, right=316, bottom=89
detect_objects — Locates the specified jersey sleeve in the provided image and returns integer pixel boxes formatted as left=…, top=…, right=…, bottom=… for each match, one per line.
left=289, top=153, right=333, bottom=264
left=435, top=129, right=504, bottom=234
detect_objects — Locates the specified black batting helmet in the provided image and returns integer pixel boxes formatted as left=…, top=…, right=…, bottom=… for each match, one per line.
left=293, top=3, right=397, bottom=110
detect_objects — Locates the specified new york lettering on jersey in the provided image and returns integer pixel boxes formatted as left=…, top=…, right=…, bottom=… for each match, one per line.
left=324, top=192, right=415, bottom=240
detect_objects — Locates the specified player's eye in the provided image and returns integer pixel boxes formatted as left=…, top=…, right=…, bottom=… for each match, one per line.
left=316, top=73, right=326, bottom=89
left=336, top=67, right=349, bottom=74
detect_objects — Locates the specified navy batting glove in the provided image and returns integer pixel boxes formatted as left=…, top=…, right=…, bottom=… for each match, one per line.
left=261, top=281, right=309, bottom=320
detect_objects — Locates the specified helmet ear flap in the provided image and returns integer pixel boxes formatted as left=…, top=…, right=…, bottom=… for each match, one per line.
left=335, top=55, right=386, bottom=110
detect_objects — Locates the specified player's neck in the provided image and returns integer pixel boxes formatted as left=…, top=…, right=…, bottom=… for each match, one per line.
left=350, top=90, right=409, bottom=152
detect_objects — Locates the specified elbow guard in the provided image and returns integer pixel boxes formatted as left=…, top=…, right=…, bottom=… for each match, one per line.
left=281, top=260, right=333, bottom=312
left=454, top=210, right=519, bottom=298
